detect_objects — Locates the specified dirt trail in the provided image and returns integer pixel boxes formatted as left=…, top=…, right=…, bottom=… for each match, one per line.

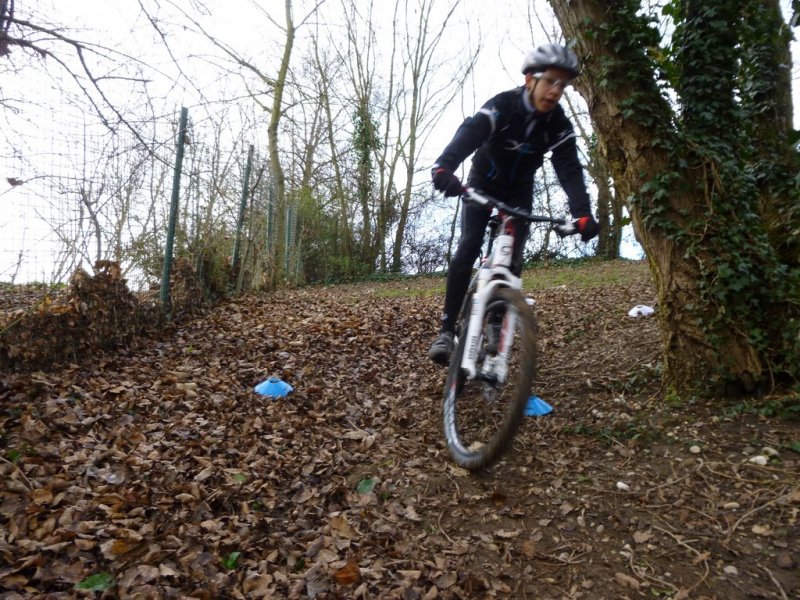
left=1, top=260, right=798, bottom=599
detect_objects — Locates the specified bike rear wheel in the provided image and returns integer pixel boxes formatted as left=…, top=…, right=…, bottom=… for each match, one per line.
left=443, top=286, right=538, bottom=471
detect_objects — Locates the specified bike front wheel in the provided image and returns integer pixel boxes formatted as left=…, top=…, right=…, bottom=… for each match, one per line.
left=443, top=286, right=538, bottom=471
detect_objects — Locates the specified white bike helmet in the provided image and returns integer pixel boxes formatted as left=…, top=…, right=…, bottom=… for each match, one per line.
left=521, top=43, right=580, bottom=77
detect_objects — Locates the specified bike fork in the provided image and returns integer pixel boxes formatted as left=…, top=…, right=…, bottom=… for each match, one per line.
left=461, top=282, right=518, bottom=382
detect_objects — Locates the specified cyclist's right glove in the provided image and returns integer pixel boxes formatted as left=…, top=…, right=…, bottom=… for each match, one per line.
left=431, top=166, right=465, bottom=197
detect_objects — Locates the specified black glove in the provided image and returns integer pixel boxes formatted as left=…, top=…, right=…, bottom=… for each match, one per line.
left=576, top=216, right=600, bottom=242
left=431, top=167, right=465, bottom=197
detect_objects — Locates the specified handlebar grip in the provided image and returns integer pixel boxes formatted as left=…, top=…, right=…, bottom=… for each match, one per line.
left=554, top=220, right=576, bottom=237
left=462, top=187, right=489, bottom=207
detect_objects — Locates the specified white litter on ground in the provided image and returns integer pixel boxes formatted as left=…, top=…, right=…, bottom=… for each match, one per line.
left=627, top=304, right=655, bottom=318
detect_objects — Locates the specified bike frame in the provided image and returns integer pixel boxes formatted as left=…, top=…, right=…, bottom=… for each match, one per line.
left=442, top=188, right=573, bottom=470
left=460, top=215, right=520, bottom=381
left=458, top=188, right=570, bottom=381
left=461, top=197, right=522, bottom=384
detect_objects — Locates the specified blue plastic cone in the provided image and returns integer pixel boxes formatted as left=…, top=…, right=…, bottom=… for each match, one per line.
left=525, top=395, right=553, bottom=416
left=254, top=376, right=293, bottom=398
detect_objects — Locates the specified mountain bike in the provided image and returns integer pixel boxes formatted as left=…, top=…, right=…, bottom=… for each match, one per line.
left=442, top=188, right=575, bottom=471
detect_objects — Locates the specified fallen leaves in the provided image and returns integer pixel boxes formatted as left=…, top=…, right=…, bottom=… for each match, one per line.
left=632, top=530, right=653, bottom=544
left=332, top=559, right=361, bottom=585
left=1, top=263, right=798, bottom=598
left=614, top=571, right=641, bottom=590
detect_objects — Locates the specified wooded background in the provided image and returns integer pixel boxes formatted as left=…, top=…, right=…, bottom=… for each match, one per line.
left=1, top=0, right=799, bottom=394
left=0, top=0, right=621, bottom=293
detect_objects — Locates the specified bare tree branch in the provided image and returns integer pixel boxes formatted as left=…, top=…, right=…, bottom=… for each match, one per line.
left=2, top=14, right=173, bottom=165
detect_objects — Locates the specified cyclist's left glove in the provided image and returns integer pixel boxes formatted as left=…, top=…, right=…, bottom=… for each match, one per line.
left=556, top=216, right=600, bottom=242
left=575, top=216, right=600, bottom=242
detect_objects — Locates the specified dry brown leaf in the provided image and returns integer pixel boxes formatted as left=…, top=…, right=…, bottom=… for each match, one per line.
left=495, top=529, right=520, bottom=539
left=31, top=488, right=54, bottom=505
left=118, top=564, right=160, bottom=589
left=100, top=538, right=140, bottom=560
left=243, top=571, right=274, bottom=595
left=330, top=515, right=359, bottom=539
left=751, top=524, right=772, bottom=536
left=521, top=540, right=537, bottom=558
left=422, top=586, right=439, bottom=600
left=434, top=572, right=457, bottom=589
left=193, top=466, right=214, bottom=481
left=333, top=559, right=361, bottom=585
left=633, top=530, right=652, bottom=544
left=614, top=572, right=641, bottom=590
left=448, top=465, right=469, bottom=477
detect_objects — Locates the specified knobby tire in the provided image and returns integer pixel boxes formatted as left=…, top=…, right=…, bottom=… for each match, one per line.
left=442, top=286, right=538, bottom=471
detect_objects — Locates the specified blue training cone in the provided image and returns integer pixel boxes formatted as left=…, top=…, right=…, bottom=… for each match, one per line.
left=254, top=376, right=293, bottom=398
left=525, top=395, right=553, bottom=416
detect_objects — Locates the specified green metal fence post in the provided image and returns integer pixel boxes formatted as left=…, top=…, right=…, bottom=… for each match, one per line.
left=285, top=204, right=293, bottom=274
left=267, top=180, right=275, bottom=254
left=160, top=106, right=189, bottom=316
left=231, top=144, right=254, bottom=278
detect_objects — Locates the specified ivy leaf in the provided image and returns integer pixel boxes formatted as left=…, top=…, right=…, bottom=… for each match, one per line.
left=221, top=551, right=241, bottom=570
left=356, top=477, right=376, bottom=494
left=74, top=573, right=115, bottom=591
left=788, top=441, right=800, bottom=454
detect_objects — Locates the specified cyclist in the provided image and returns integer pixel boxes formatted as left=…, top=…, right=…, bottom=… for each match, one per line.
left=428, top=43, right=600, bottom=365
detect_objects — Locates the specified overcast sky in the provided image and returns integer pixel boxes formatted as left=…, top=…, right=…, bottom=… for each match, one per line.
left=17, top=0, right=792, bottom=175
left=2, top=1, right=798, bottom=281
left=13, top=0, right=800, bottom=155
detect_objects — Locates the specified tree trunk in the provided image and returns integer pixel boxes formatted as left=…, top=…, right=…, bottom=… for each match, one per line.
left=740, top=0, right=800, bottom=265
left=391, top=91, right=417, bottom=272
left=561, top=94, right=621, bottom=258
left=355, top=98, right=377, bottom=271
left=591, top=162, right=621, bottom=260
left=550, top=0, right=772, bottom=392
left=320, top=84, right=354, bottom=274
left=373, top=0, right=403, bottom=273
left=267, top=0, right=294, bottom=285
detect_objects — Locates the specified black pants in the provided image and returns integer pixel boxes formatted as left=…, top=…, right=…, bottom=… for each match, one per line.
left=439, top=197, right=531, bottom=333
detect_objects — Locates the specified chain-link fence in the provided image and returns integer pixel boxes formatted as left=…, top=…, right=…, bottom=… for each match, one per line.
left=2, top=105, right=285, bottom=300
left=0, top=104, right=295, bottom=369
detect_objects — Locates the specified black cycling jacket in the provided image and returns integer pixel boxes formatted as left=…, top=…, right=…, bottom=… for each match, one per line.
left=434, top=86, right=592, bottom=218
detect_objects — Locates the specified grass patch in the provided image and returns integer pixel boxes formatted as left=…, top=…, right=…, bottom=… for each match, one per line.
left=522, top=258, right=649, bottom=290
left=372, top=258, right=650, bottom=299
left=376, top=286, right=443, bottom=299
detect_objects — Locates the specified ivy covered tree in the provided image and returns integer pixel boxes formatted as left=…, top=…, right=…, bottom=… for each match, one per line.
left=550, top=0, right=800, bottom=394
left=353, top=98, right=381, bottom=271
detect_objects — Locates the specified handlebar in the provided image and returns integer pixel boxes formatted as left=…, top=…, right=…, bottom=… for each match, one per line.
left=462, top=187, right=575, bottom=234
